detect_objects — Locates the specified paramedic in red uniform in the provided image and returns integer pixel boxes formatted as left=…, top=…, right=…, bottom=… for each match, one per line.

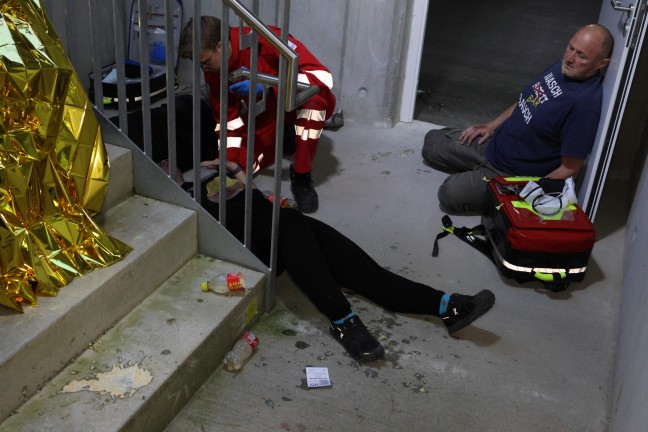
left=179, top=16, right=336, bottom=213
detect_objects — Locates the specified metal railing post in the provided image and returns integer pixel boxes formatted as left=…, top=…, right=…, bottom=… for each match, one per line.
left=265, top=0, right=293, bottom=311
left=165, top=0, right=178, bottom=188
left=242, top=0, right=261, bottom=249
left=88, top=0, right=104, bottom=114
left=191, top=0, right=203, bottom=207
left=219, top=0, right=322, bottom=311
left=112, top=0, right=128, bottom=135
left=218, top=1, right=229, bottom=222
left=137, top=0, right=153, bottom=159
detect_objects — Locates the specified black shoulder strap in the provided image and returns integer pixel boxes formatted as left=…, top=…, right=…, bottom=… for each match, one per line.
left=432, top=215, right=493, bottom=260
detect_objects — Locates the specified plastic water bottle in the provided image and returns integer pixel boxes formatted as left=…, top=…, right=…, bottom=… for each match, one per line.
left=150, top=41, right=166, bottom=65
left=262, top=190, right=298, bottom=209
left=224, top=331, right=259, bottom=371
left=201, top=272, right=246, bottom=294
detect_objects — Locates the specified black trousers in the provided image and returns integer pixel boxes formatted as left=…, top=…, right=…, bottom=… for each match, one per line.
left=202, top=188, right=446, bottom=321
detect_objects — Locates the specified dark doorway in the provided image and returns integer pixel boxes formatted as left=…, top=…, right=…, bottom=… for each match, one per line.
left=415, top=0, right=601, bottom=127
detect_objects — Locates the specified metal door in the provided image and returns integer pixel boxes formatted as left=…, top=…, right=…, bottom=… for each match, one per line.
left=578, top=0, right=648, bottom=219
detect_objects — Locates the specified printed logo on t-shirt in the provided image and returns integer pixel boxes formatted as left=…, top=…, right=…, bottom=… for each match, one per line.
left=527, top=82, right=548, bottom=107
left=518, top=71, right=563, bottom=124
left=544, top=72, right=563, bottom=98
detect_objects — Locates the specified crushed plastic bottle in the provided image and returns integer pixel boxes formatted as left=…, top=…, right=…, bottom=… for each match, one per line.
left=262, top=190, right=298, bottom=209
left=201, top=272, right=246, bottom=294
left=224, top=331, right=259, bottom=371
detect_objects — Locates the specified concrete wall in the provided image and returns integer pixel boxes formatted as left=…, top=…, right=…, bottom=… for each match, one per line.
left=610, top=149, right=648, bottom=432
left=608, top=44, right=648, bottom=430
left=44, top=0, right=408, bottom=128
left=42, top=0, right=117, bottom=92
left=179, top=0, right=409, bottom=127
left=606, top=30, right=648, bottom=432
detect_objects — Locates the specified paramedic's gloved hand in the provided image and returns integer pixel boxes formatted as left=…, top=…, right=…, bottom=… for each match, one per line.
left=229, top=80, right=264, bottom=96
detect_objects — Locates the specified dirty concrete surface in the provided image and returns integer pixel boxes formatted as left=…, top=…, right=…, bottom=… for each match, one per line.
left=165, top=120, right=622, bottom=432
left=166, top=2, right=619, bottom=429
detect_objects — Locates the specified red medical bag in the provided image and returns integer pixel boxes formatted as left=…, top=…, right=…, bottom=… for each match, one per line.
left=482, top=176, right=596, bottom=291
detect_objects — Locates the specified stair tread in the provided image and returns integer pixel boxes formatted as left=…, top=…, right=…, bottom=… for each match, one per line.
left=0, top=194, right=200, bottom=423
left=0, top=254, right=265, bottom=431
left=1, top=195, right=195, bottom=359
left=102, top=143, right=133, bottom=211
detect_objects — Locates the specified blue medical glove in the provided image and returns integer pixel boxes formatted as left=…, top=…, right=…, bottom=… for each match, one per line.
left=229, top=80, right=264, bottom=96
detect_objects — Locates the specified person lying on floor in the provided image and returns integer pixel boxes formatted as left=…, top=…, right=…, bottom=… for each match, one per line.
left=199, top=159, right=496, bottom=362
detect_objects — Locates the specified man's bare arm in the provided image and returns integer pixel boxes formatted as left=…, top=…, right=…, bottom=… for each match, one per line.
left=460, top=103, right=517, bottom=145
left=545, top=155, right=583, bottom=179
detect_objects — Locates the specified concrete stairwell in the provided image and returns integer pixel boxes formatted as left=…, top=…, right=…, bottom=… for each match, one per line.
left=0, top=127, right=268, bottom=431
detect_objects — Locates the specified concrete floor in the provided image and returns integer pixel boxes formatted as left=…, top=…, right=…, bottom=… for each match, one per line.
left=164, top=120, right=624, bottom=432
left=165, top=2, right=623, bottom=430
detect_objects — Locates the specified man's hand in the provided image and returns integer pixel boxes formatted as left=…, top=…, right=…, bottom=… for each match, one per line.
left=200, top=158, right=239, bottom=171
left=459, top=124, right=495, bottom=145
left=200, top=158, right=221, bottom=170
left=460, top=103, right=516, bottom=145
left=200, top=159, right=247, bottom=182
left=229, top=80, right=264, bottom=97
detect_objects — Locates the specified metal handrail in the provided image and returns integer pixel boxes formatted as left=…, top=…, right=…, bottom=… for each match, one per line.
left=228, top=68, right=320, bottom=106
left=218, top=0, right=321, bottom=312
left=222, top=0, right=319, bottom=111
left=94, top=0, right=317, bottom=314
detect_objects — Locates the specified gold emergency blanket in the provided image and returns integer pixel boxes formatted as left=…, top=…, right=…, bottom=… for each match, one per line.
left=0, top=0, right=131, bottom=312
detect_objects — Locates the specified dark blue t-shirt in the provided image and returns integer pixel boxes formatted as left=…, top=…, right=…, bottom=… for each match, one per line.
left=486, top=61, right=603, bottom=176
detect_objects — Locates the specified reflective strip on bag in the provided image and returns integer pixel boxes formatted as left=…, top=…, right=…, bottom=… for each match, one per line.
left=492, top=246, right=587, bottom=275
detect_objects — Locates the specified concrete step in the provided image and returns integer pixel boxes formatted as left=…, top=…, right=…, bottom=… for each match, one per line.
left=0, top=255, right=266, bottom=432
left=0, top=195, right=198, bottom=422
left=103, top=143, right=134, bottom=212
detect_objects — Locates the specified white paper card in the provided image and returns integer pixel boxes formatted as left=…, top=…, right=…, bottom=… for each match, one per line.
left=305, top=367, right=331, bottom=388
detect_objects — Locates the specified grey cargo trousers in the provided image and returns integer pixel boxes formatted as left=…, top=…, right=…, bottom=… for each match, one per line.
left=422, top=129, right=509, bottom=213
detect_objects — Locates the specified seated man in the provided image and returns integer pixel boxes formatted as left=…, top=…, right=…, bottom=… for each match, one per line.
left=422, top=24, right=613, bottom=213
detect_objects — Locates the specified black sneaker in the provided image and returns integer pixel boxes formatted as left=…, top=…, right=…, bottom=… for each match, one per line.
left=290, top=165, right=319, bottom=213
left=329, top=315, right=385, bottom=362
left=441, top=289, right=495, bottom=335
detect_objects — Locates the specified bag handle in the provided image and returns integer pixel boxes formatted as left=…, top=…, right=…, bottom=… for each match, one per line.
left=432, top=215, right=492, bottom=259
